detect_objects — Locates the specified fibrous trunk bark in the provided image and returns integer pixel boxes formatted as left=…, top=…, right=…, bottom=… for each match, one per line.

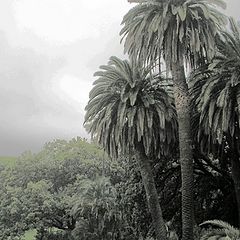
left=231, top=154, right=240, bottom=227
left=136, top=150, right=167, bottom=240
left=171, top=64, right=194, bottom=240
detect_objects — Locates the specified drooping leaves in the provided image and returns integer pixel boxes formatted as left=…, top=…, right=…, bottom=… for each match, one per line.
left=190, top=18, right=240, bottom=154
left=120, top=0, right=226, bottom=71
left=84, top=56, right=177, bottom=159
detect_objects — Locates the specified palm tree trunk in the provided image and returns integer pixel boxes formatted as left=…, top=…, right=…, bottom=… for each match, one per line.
left=171, top=64, right=194, bottom=240
left=136, top=150, right=167, bottom=240
left=231, top=152, right=240, bottom=227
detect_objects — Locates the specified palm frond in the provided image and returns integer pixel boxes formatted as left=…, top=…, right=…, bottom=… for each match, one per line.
left=190, top=17, right=240, bottom=154
left=200, top=220, right=240, bottom=240
left=121, top=0, right=227, bottom=71
left=84, top=57, right=177, bottom=159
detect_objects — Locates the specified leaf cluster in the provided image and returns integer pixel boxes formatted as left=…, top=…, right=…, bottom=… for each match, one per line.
left=85, top=56, right=177, bottom=159
left=121, top=0, right=226, bottom=70
left=190, top=18, right=240, bottom=154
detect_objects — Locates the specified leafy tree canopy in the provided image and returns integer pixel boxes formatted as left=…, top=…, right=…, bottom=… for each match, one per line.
left=0, top=138, right=124, bottom=240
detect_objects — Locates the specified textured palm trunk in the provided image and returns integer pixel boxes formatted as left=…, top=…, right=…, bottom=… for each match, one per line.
left=171, top=64, right=194, bottom=240
left=231, top=153, right=240, bottom=227
left=136, top=150, right=167, bottom=240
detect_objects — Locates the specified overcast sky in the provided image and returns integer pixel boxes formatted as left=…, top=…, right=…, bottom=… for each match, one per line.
left=0, top=0, right=239, bottom=156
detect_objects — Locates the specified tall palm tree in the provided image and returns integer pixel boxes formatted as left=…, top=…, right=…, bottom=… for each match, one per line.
left=190, top=18, right=240, bottom=227
left=120, top=1, right=226, bottom=239
left=84, top=56, right=177, bottom=240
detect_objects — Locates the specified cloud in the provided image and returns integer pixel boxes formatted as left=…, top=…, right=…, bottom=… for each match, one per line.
left=226, top=0, right=240, bottom=20
left=13, top=0, right=130, bottom=44
left=0, top=32, right=76, bottom=155
left=0, top=16, right=128, bottom=156
left=0, top=0, right=132, bottom=156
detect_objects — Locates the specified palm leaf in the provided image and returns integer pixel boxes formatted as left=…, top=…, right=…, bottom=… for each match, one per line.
left=84, top=56, right=177, bottom=159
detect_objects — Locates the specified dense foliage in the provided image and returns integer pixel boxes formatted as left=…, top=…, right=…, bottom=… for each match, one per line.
left=0, top=139, right=238, bottom=240
left=0, top=138, right=125, bottom=240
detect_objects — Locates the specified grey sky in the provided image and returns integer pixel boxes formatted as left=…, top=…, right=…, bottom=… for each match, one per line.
left=0, top=0, right=239, bottom=156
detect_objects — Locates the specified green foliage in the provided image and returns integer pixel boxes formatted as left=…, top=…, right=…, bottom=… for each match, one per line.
left=0, top=140, right=237, bottom=239
left=71, top=177, right=125, bottom=240
left=189, top=17, right=240, bottom=230
left=193, top=159, right=238, bottom=229
left=190, top=17, right=240, bottom=154
left=200, top=220, right=240, bottom=239
left=0, top=138, right=124, bottom=240
left=0, top=156, right=16, bottom=167
left=115, top=155, right=181, bottom=239
left=21, top=230, right=36, bottom=240
left=121, top=0, right=226, bottom=70
left=85, top=56, right=177, bottom=159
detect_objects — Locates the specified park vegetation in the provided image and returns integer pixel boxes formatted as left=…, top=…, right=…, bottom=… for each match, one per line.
left=1, top=0, right=240, bottom=239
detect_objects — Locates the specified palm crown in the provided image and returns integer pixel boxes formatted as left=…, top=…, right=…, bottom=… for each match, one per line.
left=190, top=18, right=240, bottom=153
left=121, top=0, right=226, bottom=70
left=84, top=56, right=177, bottom=159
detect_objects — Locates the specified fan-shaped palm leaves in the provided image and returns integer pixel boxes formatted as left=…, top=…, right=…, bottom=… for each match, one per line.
left=200, top=220, right=240, bottom=240
left=190, top=17, right=240, bottom=227
left=84, top=56, right=177, bottom=240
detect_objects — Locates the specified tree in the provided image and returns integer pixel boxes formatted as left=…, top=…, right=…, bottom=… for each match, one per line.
left=84, top=56, right=177, bottom=240
left=190, top=17, right=240, bottom=227
left=120, top=1, right=226, bottom=239
left=71, top=176, right=124, bottom=240
left=0, top=138, right=123, bottom=240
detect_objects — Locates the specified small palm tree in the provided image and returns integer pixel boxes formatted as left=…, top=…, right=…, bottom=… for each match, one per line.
left=84, top=56, right=177, bottom=240
left=71, top=177, right=121, bottom=240
left=200, top=220, right=240, bottom=240
left=190, top=18, right=240, bottom=227
left=120, top=1, right=226, bottom=239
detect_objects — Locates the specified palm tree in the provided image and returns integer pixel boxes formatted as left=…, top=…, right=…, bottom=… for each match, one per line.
left=72, top=177, right=121, bottom=240
left=120, top=1, right=226, bottom=239
left=84, top=56, right=177, bottom=240
left=190, top=18, right=240, bottom=227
